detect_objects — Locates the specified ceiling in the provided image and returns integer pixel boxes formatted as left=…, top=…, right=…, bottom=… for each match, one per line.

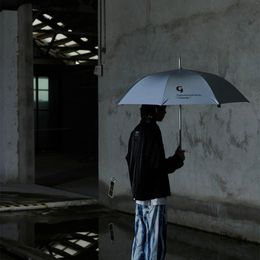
left=32, top=0, right=98, bottom=66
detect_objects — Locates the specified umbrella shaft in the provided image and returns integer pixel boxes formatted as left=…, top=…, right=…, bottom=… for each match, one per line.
left=179, top=105, right=182, bottom=149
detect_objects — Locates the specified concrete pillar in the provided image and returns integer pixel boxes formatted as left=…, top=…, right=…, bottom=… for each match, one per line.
left=0, top=4, right=34, bottom=184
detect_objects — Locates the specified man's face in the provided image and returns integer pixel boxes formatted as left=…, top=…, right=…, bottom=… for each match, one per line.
left=155, top=106, right=167, bottom=121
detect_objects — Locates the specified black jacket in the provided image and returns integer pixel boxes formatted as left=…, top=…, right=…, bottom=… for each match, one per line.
left=126, top=118, right=184, bottom=200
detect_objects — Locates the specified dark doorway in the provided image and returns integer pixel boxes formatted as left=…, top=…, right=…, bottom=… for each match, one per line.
left=32, top=1, right=98, bottom=198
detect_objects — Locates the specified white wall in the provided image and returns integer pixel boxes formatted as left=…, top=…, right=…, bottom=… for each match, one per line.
left=99, top=0, right=260, bottom=242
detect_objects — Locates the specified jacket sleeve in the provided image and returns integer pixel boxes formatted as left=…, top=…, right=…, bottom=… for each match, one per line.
left=126, top=129, right=144, bottom=188
left=146, top=127, right=184, bottom=174
left=162, top=153, right=184, bottom=174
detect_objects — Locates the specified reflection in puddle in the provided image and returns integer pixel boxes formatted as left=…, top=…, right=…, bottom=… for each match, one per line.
left=34, top=210, right=100, bottom=259
left=0, top=206, right=101, bottom=259
left=0, top=206, right=259, bottom=260
left=40, top=231, right=98, bottom=258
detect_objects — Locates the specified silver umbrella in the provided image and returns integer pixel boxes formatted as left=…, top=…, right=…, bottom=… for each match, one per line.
left=118, top=59, right=249, bottom=148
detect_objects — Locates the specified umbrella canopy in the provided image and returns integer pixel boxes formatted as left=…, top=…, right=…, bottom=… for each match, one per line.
left=118, top=64, right=249, bottom=148
left=118, top=69, right=249, bottom=106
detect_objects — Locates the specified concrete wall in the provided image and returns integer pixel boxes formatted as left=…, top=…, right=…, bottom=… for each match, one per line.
left=99, top=0, right=260, bottom=243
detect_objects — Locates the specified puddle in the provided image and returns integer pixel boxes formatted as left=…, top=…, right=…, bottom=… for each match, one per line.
left=0, top=205, right=259, bottom=259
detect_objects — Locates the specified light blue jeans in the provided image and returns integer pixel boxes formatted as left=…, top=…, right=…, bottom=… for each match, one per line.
left=131, top=204, right=167, bottom=260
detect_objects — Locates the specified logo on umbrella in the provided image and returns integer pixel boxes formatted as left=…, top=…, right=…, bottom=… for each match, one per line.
left=176, top=86, right=183, bottom=93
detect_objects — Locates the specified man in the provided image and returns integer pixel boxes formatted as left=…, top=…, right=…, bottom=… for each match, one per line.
left=126, top=105, right=185, bottom=260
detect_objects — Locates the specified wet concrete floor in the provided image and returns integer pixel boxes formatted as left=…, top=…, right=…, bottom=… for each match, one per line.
left=0, top=205, right=259, bottom=260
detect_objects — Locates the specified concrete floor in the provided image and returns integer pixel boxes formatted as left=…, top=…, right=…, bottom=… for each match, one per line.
left=35, top=151, right=98, bottom=198
left=0, top=152, right=258, bottom=259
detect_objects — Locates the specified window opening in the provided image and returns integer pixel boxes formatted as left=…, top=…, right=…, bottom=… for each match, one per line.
left=34, top=76, right=49, bottom=150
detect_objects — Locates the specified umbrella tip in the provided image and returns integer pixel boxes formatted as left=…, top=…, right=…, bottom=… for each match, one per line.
left=178, top=57, right=182, bottom=69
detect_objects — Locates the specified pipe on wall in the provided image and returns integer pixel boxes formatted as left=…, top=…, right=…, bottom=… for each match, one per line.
left=94, top=0, right=105, bottom=76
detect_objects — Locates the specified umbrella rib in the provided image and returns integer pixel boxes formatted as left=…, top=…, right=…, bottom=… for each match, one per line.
left=209, top=97, right=220, bottom=105
left=162, top=99, right=168, bottom=105
left=161, top=74, right=172, bottom=105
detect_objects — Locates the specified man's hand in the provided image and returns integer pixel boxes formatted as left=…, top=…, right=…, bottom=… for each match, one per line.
left=175, top=146, right=185, bottom=161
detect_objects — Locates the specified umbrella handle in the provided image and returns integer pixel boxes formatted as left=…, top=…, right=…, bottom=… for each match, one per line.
left=178, top=105, right=182, bottom=149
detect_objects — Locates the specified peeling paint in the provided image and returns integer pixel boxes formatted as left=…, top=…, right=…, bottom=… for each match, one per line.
left=204, top=138, right=223, bottom=160
left=185, top=126, right=223, bottom=160
left=213, top=174, right=227, bottom=193
left=199, top=112, right=207, bottom=127
left=229, top=133, right=249, bottom=151
left=214, top=113, right=225, bottom=127
left=185, top=126, right=202, bottom=148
